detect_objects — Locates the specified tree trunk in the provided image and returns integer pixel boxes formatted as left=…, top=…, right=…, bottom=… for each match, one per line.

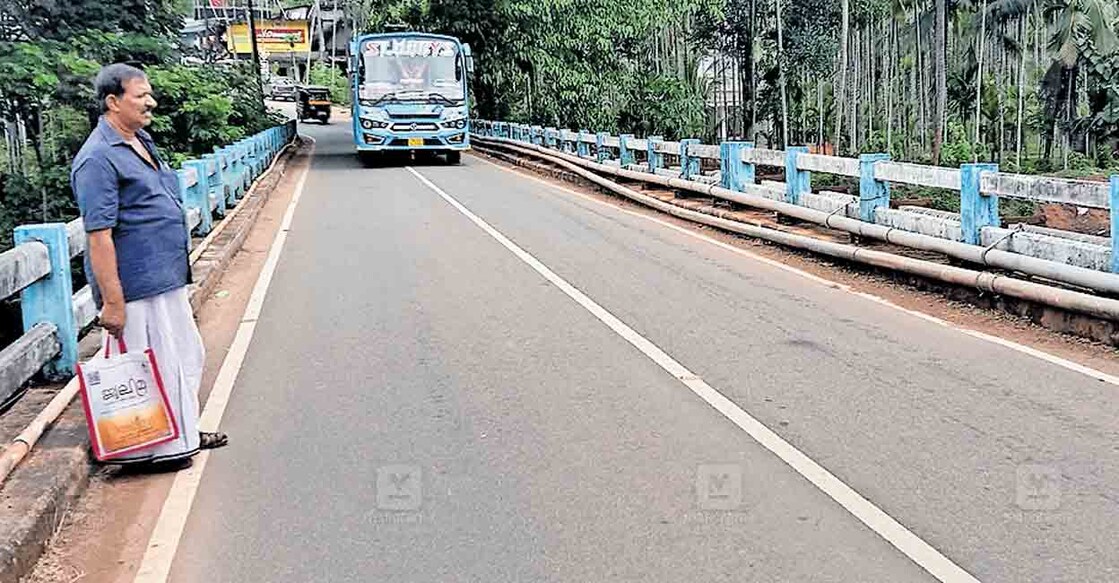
left=834, top=0, right=849, bottom=152
left=817, top=78, right=824, bottom=147
left=933, top=0, right=947, bottom=164
left=916, top=4, right=927, bottom=151
left=887, top=19, right=894, bottom=154
left=851, top=26, right=859, bottom=151
left=776, top=0, right=789, bottom=147
left=1015, top=15, right=1025, bottom=167
left=316, top=0, right=327, bottom=65
left=974, top=0, right=986, bottom=162
left=866, top=26, right=873, bottom=147
left=748, top=0, right=757, bottom=141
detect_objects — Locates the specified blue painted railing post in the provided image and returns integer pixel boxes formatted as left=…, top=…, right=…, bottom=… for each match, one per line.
left=720, top=141, right=755, bottom=191
left=680, top=139, right=700, bottom=180
left=533, top=126, right=544, bottom=146
left=577, top=131, right=590, bottom=158
left=222, top=146, right=238, bottom=202
left=647, top=136, right=663, bottom=174
left=1110, top=175, right=1118, bottom=273
left=595, top=133, right=607, bottom=163
left=183, top=160, right=219, bottom=219
left=235, top=143, right=249, bottom=197
left=619, top=134, right=635, bottom=167
left=219, top=149, right=236, bottom=207
left=859, top=153, right=891, bottom=222
left=960, top=163, right=1000, bottom=245
left=13, top=223, right=77, bottom=377
left=785, top=146, right=811, bottom=205
left=179, top=168, right=213, bottom=236
left=204, top=153, right=227, bottom=216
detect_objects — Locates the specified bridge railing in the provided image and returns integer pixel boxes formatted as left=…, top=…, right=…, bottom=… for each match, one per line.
left=474, top=120, right=1119, bottom=276
left=0, top=120, right=297, bottom=409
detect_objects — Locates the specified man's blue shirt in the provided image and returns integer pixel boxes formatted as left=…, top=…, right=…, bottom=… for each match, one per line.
left=71, top=117, right=191, bottom=307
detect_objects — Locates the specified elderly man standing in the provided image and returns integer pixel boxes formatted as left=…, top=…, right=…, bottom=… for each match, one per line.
left=72, top=63, right=228, bottom=469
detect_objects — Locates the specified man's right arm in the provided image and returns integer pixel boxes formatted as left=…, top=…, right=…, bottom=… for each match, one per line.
left=87, top=230, right=125, bottom=336
left=73, top=155, right=125, bottom=336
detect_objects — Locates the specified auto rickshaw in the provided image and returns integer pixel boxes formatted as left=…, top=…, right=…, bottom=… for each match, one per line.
left=296, top=85, right=332, bottom=124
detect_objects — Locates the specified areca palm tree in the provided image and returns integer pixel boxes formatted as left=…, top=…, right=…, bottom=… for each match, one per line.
left=1039, top=0, right=1117, bottom=160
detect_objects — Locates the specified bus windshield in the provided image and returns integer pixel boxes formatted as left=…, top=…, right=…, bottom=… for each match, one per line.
left=359, top=37, right=464, bottom=105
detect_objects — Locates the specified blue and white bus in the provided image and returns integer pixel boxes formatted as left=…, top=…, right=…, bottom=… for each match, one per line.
left=350, top=32, right=474, bottom=165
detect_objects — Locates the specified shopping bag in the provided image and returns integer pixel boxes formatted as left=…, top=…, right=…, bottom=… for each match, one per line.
left=76, top=336, right=180, bottom=461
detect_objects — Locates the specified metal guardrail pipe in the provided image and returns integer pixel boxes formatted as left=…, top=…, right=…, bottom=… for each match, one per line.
left=474, top=136, right=1119, bottom=320
left=477, top=136, right=1119, bottom=296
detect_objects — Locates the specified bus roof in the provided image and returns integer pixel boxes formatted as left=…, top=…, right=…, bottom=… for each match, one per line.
left=354, top=32, right=463, bottom=45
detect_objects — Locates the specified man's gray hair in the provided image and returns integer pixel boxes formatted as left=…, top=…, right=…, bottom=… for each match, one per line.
left=94, top=64, right=148, bottom=113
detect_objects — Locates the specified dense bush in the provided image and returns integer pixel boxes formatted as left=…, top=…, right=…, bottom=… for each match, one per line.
left=0, top=57, right=278, bottom=252
left=308, top=63, right=353, bottom=107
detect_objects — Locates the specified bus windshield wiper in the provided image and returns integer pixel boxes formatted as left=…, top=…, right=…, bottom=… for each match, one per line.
left=421, top=92, right=461, bottom=105
left=369, top=93, right=401, bottom=106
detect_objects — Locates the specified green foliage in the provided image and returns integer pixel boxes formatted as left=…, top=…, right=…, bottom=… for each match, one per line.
left=403, top=0, right=720, bottom=137
left=147, top=66, right=243, bottom=163
left=618, top=75, right=707, bottom=139
left=309, top=63, right=353, bottom=107
left=784, top=0, right=842, bottom=76
left=939, top=121, right=991, bottom=166
left=0, top=0, right=188, bottom=42
left=0, top=0, right=278, bottom=252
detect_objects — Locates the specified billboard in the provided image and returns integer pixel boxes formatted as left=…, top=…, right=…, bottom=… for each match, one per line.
left=227, top=21, right=310, bottom=54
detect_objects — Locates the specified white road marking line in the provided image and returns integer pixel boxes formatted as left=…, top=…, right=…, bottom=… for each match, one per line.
left=407, top=166, right=982, bottom=583
left=133, top=138, right=316, bottom=583
left=472, top=155, right=1119, bottom=388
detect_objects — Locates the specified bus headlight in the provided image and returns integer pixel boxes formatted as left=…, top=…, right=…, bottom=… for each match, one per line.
left=441, top=118, right=467, bottom=130
left=361, top=119, right=388, bottom=130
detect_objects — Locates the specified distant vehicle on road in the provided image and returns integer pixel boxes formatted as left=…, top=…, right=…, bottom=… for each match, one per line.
left=349, top=32, right=474, bottom=166
left=296, top=86, right=332, bottom=124
left=267, top=76, right=297, bottom=101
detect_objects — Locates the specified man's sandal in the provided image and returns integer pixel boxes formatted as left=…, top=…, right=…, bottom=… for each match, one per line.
left=199, top=431, right=229, bottom=450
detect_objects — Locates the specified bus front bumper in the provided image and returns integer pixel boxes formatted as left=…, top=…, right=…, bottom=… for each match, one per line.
left=356, top=130, right=470, bottom=152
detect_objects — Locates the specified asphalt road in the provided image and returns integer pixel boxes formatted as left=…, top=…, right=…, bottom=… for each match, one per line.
left=167, top=121, right=1119, bottom=582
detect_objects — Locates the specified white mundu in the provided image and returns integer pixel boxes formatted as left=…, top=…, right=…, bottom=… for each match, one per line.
left=104, top=287, right=203, bottom=463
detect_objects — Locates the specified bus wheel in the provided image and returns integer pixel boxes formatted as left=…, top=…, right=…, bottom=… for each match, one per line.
left=446, top=151, right=462, bottom=165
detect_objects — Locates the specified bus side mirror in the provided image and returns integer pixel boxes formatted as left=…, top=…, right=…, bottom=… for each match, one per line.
left=463, top=44, right=475, bottom=75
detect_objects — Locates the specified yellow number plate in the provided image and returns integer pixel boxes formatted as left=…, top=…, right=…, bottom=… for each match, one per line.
left=408, top=138, right=424, bottom=147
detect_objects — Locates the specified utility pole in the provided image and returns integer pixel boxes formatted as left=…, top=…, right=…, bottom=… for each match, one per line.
left=245, top=0, right=266, bottom=105
left=246, top=0, right=263, bottom=75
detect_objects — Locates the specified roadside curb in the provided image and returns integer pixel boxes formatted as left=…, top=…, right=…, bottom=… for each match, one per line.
left=0, top=136, right=308, bottom=583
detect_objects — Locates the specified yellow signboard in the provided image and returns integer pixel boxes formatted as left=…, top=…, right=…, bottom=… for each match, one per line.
left=227, top=20, right=310, bottom=54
